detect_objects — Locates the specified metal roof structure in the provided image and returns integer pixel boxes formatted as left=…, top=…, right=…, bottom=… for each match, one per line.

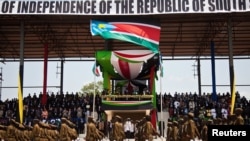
left=1, top=12, right=250, bottom=60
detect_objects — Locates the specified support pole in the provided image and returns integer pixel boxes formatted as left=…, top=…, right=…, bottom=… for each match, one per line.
left=42, top=44, right=48, bottom=106
left=197, top=57, right=202, bottom=95
left=18, top=21, right=24, bottom=124
left=60, top=59, right=64, bottom=95
left=210, top=41, right=217, bottom=101
left=160, top=64, right=163, bottom=137
left=227, top=17, right=236, bottom=115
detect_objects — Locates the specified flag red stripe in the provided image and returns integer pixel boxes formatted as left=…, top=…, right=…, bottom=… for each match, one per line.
left=114, top=51, right=152, bottom=58
left=118, top=59, right=131, bottom=79
left=112, top=23, right=160, bottom=42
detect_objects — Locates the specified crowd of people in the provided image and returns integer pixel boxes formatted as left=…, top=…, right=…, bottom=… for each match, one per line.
left=0, top=91, right=248, bottom=140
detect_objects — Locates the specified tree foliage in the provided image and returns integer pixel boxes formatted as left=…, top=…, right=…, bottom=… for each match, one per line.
left=81, top=81, right=103, bottom=95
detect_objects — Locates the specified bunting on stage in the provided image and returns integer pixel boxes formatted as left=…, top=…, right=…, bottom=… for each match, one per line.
left=90, top=20, right=161, bottom=53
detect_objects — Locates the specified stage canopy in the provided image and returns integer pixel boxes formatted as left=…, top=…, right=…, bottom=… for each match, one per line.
left=0, top=0, right=250, bottom=59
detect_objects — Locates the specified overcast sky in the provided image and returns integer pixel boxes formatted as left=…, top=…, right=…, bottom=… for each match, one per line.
left=0, top=58, right=250, bottom=101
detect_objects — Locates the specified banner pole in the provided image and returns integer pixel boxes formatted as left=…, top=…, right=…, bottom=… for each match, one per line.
left=160, top=63, right=163, bottom=137
left=92, top=59, right=96, bottom=118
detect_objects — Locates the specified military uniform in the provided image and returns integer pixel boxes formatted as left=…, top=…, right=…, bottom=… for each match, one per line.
left=200, top=120, right=208, bottom=141
left=16, top=122, right=27, bottom=141
left=113, top=115, right=125, bottom=141
left=182, top=113, right=200, bottom=141
left=143, top=115, right=160, bottom=141
left=0, top=124, right=7, bottom=140
left=47, top=124, right=59, bottom=141
left=166, top=122, right=172, bottom=141
left=85, top=116, right=104, bottom=141
left=171, top=121, right=179, bottom=141
left=6, top=119, right=17, bottom=141
left=234, top=108, right=245, bottom=125
left=32, top=119, right=41, bottom=141
left=66, top=119, right=78, bottom=140
left=38, top=121, right=51, bottom=141
left=59, top=118, right=71, bottom=141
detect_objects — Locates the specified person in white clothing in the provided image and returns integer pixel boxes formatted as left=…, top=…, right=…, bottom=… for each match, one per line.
left=124, top=118, right=132, bottom=139
left=221, top=105, right=228, bottom=119
left=129, top=120, right=135, bottom=138
left=211, top=107, right=217, bottom=119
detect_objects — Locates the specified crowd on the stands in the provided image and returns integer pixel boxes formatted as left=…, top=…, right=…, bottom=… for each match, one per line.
left=157, top=91, right=250, bottom=125
left=0, top=91, right=249, bottom=134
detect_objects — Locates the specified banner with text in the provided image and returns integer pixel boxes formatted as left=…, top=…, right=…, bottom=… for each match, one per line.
left=0, top=0, right=250, bottom=15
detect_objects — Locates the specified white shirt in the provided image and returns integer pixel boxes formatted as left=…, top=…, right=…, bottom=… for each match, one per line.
left=211, top=108, right=217, bottom=119
left=221, top=108, right=228, bottom=119
left=124, top=121, right=131, bottom=132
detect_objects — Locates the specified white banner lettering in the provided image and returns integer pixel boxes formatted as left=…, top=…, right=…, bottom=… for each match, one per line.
left=0, top=0, right=250, bottom=15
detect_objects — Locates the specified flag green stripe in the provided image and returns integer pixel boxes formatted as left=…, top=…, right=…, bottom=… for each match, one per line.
left=102, top=100, right=151, bottom=106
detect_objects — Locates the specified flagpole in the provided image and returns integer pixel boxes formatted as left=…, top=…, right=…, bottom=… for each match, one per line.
left=92, top=58, right=96, bottom=119
left=160, top=62, right=163, bottom=137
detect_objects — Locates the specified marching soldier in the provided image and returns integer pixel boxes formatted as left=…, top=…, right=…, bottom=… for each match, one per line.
left=135, top=118, right=145, bottom=141
left=60, top=118, right=71, bottom=141
left=85, top=116, right=104, bottom=141
left=171, top=121, right=179, bottom=141
left=143, top=115, right=160, bottom=141
left=109, top=116, right=115, bottom=141
left=6, top=119, right=18, bottom=141
left=182, top=112, right=200, bottom=141
left=234, top=108, right=245, bottom=125
left=200, top=120, right=208, bottom=141
left=113, top=115, right=125, bottom=141
left=0, top=124, right=7, bottom=140
left=177, top=118, right=184, bottom=141
left=228, top=114, right=236, bottom=125
left=24, top=125, right=33, bottom=141
left=47, top=124, right=59, bottom=141
left=166, top=122, right=172, bottom=141
left=32, top=119, right=41, bottom=141
left=66, top=118, right=78, bottom=140
left=16, top=122, right=28, bottom=141
left=38, top=121, right=51, bottom=141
